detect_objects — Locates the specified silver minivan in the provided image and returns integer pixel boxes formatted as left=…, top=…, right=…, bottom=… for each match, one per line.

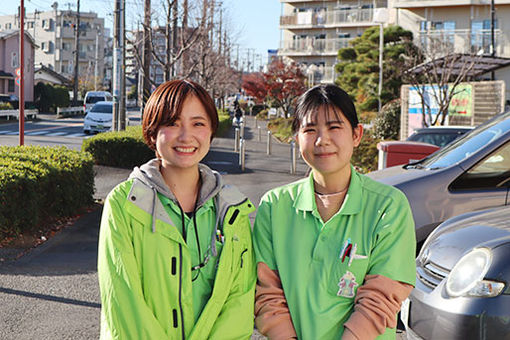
left=84, top=91, right=113, bottom=113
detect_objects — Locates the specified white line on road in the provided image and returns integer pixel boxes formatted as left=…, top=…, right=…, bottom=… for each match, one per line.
left=66, top=133, right=87, bottom=137
left=25, top=131, right=50, bottom=135
left=45, top=132, right=68, bottom=136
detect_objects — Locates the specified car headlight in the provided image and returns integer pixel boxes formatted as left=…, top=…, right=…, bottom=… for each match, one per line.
left=446, top=248, right=504, bottom=297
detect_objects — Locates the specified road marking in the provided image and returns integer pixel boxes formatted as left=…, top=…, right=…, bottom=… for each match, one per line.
left=45, top=132, right=68, bottom=136
left=67, top=133, right=87, bottom=137
left=25, top=130, right=50, bottom=135
left=206, top=161, right=232, bottom=165
left=5, top=131, right=19, bottom=135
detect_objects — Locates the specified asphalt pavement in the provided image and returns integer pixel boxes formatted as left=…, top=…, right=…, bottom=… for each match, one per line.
left=0, top=115, right=309, bottom=340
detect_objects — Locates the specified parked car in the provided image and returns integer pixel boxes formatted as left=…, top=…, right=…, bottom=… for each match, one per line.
left=84, top=91, right=112, bottom=113
left=83, top=101, right=113, bottom=134
left=406, top=126, right=474, bottom=148
left=0, top=93, right=19, bottom=109
left=401, top=205, right=510, bottom=340
left=367, top=110, right=510, bottom=243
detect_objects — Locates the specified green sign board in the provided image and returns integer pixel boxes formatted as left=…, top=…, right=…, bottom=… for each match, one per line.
left=448, top=84, right=472, bottom=117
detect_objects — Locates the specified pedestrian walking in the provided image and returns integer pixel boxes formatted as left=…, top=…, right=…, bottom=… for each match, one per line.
left=98, top=79, right=256, bottom=339
left=253, top=84, right=416, bottom=340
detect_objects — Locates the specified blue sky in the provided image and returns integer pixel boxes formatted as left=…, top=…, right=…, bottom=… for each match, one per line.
left=3, top=0, right=280, bottom=61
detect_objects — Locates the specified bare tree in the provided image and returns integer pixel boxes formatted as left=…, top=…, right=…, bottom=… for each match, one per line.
left=402, top=35, right=479, bottom=126
left=127, top=0, right=239, bottom=101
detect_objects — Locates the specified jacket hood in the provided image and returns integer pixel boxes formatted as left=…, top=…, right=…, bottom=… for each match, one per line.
left=128, top=158, right=222, bottom=209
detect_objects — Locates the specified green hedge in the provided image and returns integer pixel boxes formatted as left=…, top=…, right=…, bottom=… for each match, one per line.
left=0, top=146, right=94, bottom=237
left=82, top=126, right=154, bottom=168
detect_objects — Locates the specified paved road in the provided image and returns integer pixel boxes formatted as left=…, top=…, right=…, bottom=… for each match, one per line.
left=0, top=115, right=406, bottom=339
left=0, top=116, right=308, bottom=339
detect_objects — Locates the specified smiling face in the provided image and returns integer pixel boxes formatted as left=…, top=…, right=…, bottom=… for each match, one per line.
left=153, top=94, right=213, bottom=171
left=297, top=105, right=362, bottom=180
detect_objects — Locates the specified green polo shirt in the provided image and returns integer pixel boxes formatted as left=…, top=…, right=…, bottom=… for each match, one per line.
left=253, top=167, right=416, bottom=339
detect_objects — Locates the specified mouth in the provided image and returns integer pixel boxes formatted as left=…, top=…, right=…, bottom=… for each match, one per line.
left=314, top=152, right=335, bottom=158
left=174, top=146, right=197, bottom=154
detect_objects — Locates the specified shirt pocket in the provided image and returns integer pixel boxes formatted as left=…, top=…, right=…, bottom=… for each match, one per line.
left=327, top=255, right=370, bottom=298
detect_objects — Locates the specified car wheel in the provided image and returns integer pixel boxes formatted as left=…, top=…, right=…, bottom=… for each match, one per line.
left=83, top=130, right=91, bottom=135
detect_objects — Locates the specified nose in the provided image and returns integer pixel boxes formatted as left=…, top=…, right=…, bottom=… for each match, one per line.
left=177, top=124, right=192, bottom=142
left=315, top=127, right=330, bottom=146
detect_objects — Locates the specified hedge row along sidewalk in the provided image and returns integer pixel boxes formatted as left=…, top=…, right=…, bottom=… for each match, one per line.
left=0, top=146, right=94, bottom=239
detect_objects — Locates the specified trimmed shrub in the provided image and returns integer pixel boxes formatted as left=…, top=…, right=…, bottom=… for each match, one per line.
left=267, top=117, right=294, bottom=143
left=216, top=113, right=232, bottom=137
left=0, top=146, right=94, bottom=237
left=82, top=126, right=154, bottom=168
left=372, top=99, right=401, bottom=140
left=352, top=131, right=380, bottom=174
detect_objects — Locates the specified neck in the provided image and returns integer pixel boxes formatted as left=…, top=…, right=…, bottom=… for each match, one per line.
left=160, top=163, right=201, bottom=212
left=312, top=166, right=352, bottom=195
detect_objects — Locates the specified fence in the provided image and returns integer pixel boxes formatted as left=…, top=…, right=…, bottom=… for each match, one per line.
left=57, top=106, right=85, bottom=118
left=0, top=109, right=38, bottom=120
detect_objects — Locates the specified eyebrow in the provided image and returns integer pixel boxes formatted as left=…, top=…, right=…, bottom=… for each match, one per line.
left=301, top=119, right=343, bottom=127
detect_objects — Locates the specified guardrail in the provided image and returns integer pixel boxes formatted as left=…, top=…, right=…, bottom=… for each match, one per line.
left=0, top=109, right=38, bottom=120
left=57, top=106, right=85, bottom=118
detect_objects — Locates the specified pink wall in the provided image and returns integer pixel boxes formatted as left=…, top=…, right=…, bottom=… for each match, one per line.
left=0, top=32, right=34, bottom=102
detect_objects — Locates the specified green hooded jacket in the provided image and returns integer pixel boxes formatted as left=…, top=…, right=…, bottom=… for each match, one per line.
left=98, top=160, right=256, bottom=339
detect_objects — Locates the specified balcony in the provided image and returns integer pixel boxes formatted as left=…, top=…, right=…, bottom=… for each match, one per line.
left=394, top=0, right=510, bottom=8
left=280, top=8, right=375, bottom=28
left=280, top=37, right=352, bottom=56
left=306, top=65, right=336, bottom=85
left=418, top=29, right=509, bottom=57
left=57, top=26, right=75, bottom=39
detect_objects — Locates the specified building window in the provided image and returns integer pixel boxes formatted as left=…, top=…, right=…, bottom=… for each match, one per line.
left=8, top=79, right=15, bottom=92
left=11, top=52, right=18, bottom=68
left=5, top=23, right=12, bottom=29
left=63, top=42, right=71, bottom=50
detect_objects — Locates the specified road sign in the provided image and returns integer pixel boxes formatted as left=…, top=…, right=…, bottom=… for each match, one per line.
left=15, top=67, right=21, bottom=87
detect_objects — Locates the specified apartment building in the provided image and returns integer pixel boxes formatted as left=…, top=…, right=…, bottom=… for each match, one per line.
left=0, top=3, right=107, bottom=88
left=279, top=0, right=388, bottom=84
left=394, top=0, right=510, bottom=57
left=126, top=28, right=168, bottom=87
left=394, top=0, right=510, bottom=99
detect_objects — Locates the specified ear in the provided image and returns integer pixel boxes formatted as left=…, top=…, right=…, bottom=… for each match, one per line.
left=352, top=124, right=363, bottom=147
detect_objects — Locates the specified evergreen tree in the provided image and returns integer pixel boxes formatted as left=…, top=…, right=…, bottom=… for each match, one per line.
left=335, top=25, right=416, bottom=112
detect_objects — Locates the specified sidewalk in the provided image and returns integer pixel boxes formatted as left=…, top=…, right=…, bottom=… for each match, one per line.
left=0, top=115, right=308, bottom=340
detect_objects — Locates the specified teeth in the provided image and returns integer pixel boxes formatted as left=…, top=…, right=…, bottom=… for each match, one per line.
left=175, top=147, right=195, bottom=153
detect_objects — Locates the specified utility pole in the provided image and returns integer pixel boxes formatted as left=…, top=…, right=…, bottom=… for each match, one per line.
left=113, top=0, right=126, bottom=130
left=73, top=0, right=80, bottom=106
left=19, top=1, right=25, bottom=146
left=140, top=0, right=151, bottom=117
left=94, top=31, right=100, bottom=90
left=171, top=0, right=178, bottom=78
left=120, top=0, right=126, bottom=130
left=490, top=0, right=495, bottom=80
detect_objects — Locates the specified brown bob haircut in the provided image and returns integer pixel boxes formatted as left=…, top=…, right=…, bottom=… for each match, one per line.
left=142, top=79, right=219, bottom=151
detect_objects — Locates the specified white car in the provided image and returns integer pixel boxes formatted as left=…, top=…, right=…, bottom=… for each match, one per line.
left=84, top=91, right=112, bottom=113
left=83, top=101, right=113, bottom=134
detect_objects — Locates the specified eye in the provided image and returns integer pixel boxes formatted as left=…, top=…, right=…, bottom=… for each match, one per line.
left=302, top=127, right=316, bottom=133
left=194, top=121, right=206, bottom=127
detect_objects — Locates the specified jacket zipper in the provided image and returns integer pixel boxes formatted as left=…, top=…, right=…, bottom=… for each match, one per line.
left=178, top=244, right=185, bottom=340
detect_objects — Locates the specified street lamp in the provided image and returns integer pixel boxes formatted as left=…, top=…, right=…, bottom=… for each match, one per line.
left=373, top=7, right=388, bottom=113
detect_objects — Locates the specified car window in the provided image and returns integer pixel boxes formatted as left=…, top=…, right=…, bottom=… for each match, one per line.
left=451, top=141, right=510, bottom=189
left=409, top=133, right=460, bottom=147
left=419, top=114, right=510, bottom=169
left=91, top=104, right=113, bottom=113
left=86, top=96, right=105, bottom=104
